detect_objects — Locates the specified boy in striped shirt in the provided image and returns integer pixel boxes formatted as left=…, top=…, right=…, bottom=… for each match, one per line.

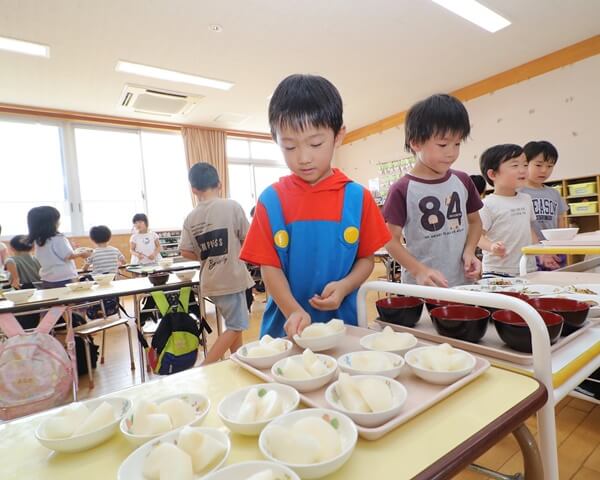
left=83, top=225, right=125, bottom=275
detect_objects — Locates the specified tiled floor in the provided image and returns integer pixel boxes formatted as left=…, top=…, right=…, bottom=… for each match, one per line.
left=76, top=264, right=600, bottom=479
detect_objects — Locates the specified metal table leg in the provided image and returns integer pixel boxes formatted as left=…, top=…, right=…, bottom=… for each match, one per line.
left=133, top=293, right=145, bottom=382
left=468, top=423, right=543, bottom=480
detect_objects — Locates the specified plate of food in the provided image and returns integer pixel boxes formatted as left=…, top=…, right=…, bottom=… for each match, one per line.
left=563, top=284, right=600, bottom=296
left=118, top=426, right=230, bottom=480
left=503, top=284, right=565, bottom=297
left=476, top=278, right=529, bottom=287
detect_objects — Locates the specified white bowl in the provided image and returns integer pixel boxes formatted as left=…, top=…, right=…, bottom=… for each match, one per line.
left=92, top=273, right=115, bottom=286
left=120, top=393, right=210, bottom=446
left=259, top=408, right=357, bottom=480
left=118, top=426, right=230, bottom=480
left=293, top=328, right=345, bottom=352
left=175, top=269, right=196, bottom=282
left=541, top=227, right=579, bottom=241
left=337, top=351, right=404, bottom=378
left=404, top=346, right=476, bottom=385
left=3, top=288, right=36, bottom=304
left=158, top=257, right=174, bottom=268
left=236, top=339, right=294, bottom=369
left=271, top=354, right=338, bottom=393
left=359, top=331, right=418, bottom=356
left=65, top=281, right=95, bottom=292
left=201, top=461, right=301, bottom=480
left=217, top=383, right=300, bottom=436
left=324, top=375, right=408, bottom=427
left=35, top=397, right=130, bottom=453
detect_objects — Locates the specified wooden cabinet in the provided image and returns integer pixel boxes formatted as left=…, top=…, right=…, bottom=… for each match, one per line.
left=545, top=174, right=600, bottom=264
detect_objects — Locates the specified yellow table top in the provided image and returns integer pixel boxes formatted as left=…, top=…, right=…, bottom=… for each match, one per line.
left=522, top=245, right=600, bottom=255
left=0, top=361, right=542, bottom=480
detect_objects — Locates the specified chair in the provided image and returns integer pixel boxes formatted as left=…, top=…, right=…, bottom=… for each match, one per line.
left=71, top=300, right=135, bottom=389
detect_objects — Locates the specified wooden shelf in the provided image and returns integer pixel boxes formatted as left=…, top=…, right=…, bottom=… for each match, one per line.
left=567, top=214, right=599, bottom=218
left=567, top=194, right=598, bottom=199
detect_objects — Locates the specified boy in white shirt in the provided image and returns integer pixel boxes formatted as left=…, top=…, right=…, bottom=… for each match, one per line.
left=478, top=144, right=538, bottom=276
left=129, top=213, right=161, bottom=265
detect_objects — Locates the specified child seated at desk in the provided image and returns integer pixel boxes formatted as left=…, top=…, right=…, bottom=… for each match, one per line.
left=4, top=235, right=41, bottom=289
left=82, top=225, right=125, bottom=275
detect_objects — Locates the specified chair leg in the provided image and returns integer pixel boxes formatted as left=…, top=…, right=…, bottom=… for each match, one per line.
left=125, top=323, right=135, bottom=370
left=100, top=330, right=106, bottom=364
left=82, top=336, right=94, bottom=389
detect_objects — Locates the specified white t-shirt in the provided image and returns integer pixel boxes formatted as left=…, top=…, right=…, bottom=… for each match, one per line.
left=480, top=193, right=536, bottom=276
left=34, top=234, right=78, bottom=282
left=130, top=231, right=161, bottom=264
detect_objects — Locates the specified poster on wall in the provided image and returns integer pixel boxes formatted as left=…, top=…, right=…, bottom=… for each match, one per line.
left=376, top=156, right=416, bottom=202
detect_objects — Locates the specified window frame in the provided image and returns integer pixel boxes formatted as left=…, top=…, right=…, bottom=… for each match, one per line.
left=226, top=137, right=289, bottom=212
left=0, top=114, right=192, bottom=238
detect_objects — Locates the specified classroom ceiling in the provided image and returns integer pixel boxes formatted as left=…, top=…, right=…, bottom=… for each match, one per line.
left=1, top=0, right=599, bottom=134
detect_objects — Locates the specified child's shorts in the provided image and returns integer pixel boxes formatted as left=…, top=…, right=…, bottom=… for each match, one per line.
left=209, top=291, right=249, bottom=332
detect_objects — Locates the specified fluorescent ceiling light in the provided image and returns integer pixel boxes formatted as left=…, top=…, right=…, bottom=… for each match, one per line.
left=431, top=0, right=511, bottom=33
left=116, top=60, right=234, bottom=91
left=0, top=36, right=49, bottom=57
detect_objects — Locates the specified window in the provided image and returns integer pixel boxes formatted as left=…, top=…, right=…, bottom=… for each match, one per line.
left=226, top=137, right=289, bottom=218
left=0, top=119, right=71, bottom=235
left=141, top=131, right=192, bottom=229
left=73, top=127, right=192, bottom=233
left=74, top=127, right=145, bottom=231
left=0, top=116, right=192, bottom=238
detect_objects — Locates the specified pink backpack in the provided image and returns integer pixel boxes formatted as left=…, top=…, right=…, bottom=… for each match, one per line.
left=0, top=306, right=75, bottom=420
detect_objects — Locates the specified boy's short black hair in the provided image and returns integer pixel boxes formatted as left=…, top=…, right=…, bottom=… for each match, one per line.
left=89, top=225, right=112, bottom=244
left=523, top=140, right=558, bottom=164
left=404, top=94, right=471, bottom=153
left=132, top=213, right=148, bottom=225
left=479, top=144, right=524, bottom=186
left=188, top=163, right=220, bottom=191
left=469, top=174, right=487, bottom=195
left=269, top=74, right=343, bottom=140
left=9, top=235, right=33, bottom=252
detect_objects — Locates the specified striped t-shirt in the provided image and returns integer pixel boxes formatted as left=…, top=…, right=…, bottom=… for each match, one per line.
left=84, top=246, right=125, bottom=274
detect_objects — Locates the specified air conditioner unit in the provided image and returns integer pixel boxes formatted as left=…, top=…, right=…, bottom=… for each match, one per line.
left=118, top=84, right=202, bottom=116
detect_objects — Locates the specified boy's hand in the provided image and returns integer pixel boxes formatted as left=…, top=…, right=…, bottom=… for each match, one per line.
left=491, top=241, right=506, bottom=257
left=415, top=266, right=448, bottom=288
left=284, top=310, right=311, bottom=338
left=539, top=254, right=561, bottom=270
left=148, top=253, right=156, bottom=260
left=309, top=281, right=347, bottom=311
left=463, top=252, right=482, bottom=280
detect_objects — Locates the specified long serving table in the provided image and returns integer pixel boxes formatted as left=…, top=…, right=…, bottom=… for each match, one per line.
left=356, top=275, right=600, bottom=480
left=0, top=359, right=547, bottom=480
left=122, top=260, right=201, bottom=277
left=0, top=273, right=203, bottom=388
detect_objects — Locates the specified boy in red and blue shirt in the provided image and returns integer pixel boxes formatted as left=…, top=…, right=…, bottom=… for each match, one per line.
left=240, top=74, right=390, bottom=338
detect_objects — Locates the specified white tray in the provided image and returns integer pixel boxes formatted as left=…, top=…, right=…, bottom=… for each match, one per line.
left=376, top=308, right=597, bottom=366
left=231, top=325, right=490, bottom=440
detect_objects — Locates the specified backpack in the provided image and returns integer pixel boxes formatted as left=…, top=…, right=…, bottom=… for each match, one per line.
left=145, top=287, right=201, bottom=375
left=0, top=306, right=75, bottom=420
left=85, top=297, right=120, bottom=319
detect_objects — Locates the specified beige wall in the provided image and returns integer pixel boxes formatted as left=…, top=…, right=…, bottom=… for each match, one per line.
left=335, top=54, right=600, bottom=187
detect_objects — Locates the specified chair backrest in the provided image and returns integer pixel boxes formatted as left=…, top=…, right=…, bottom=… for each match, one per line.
left=0, top=306, right=74, bottom=420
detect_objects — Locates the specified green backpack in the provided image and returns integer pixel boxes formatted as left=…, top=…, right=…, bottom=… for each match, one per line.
left=146, top=287, right=201, bottom=375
